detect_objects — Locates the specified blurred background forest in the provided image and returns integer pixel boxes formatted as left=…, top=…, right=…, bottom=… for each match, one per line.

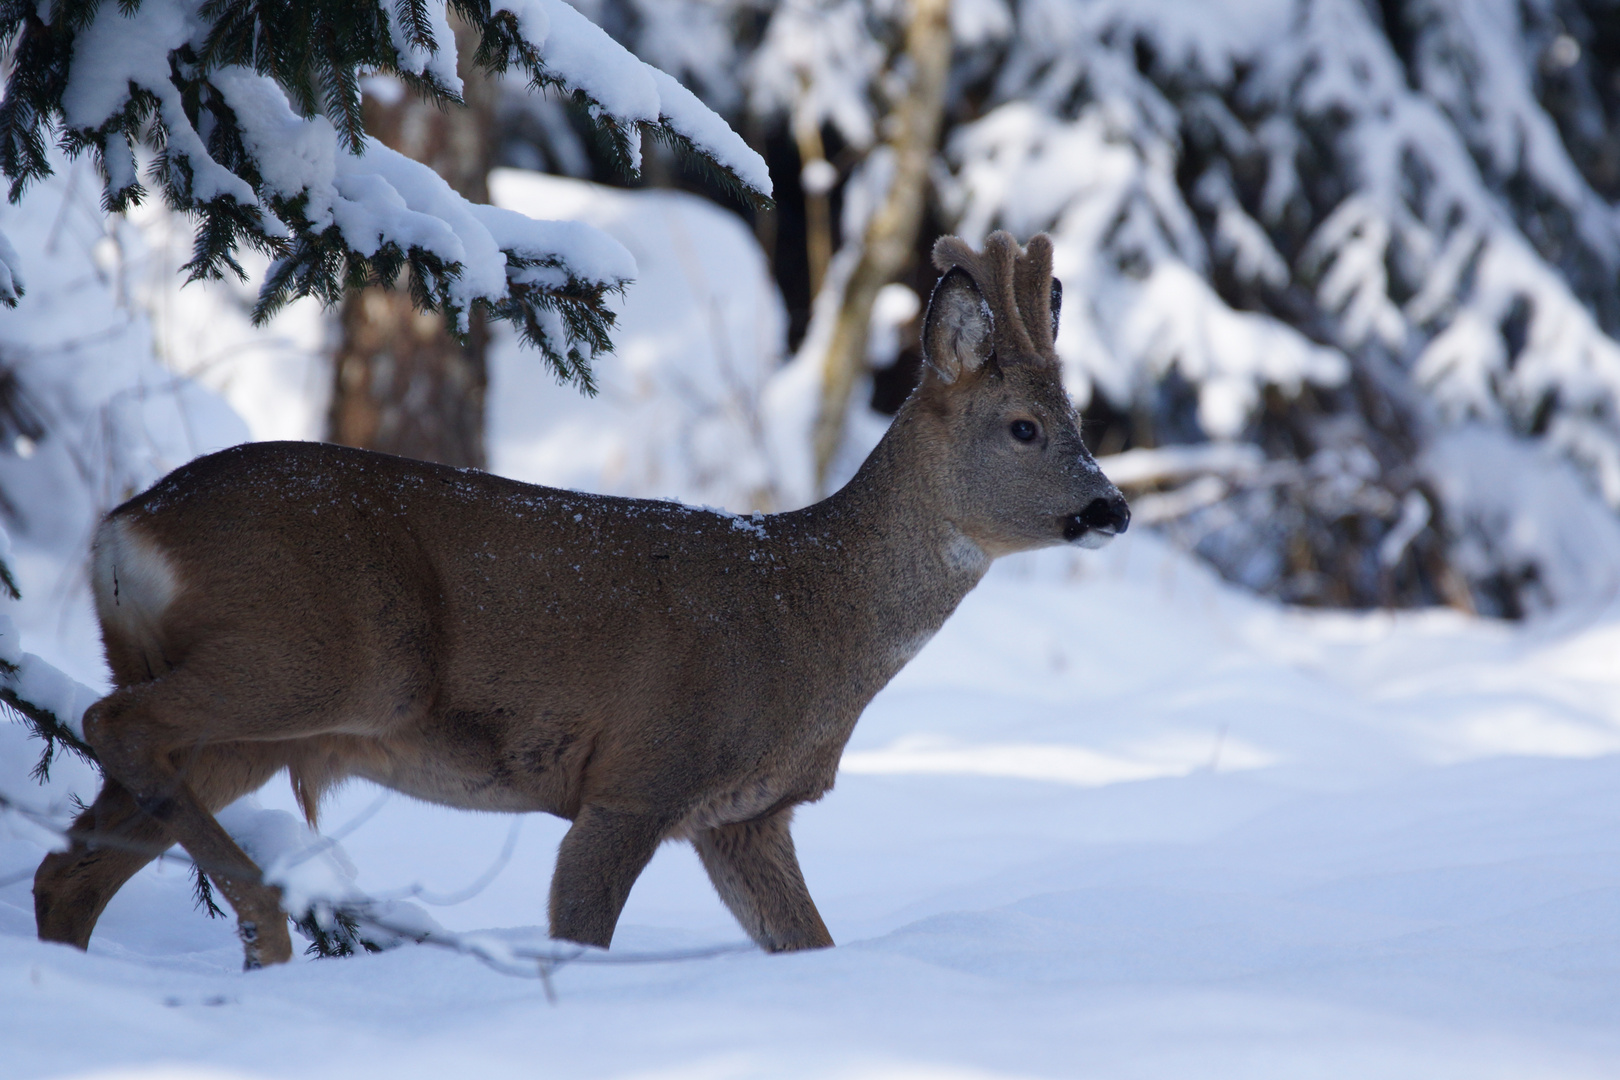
left=6, top=0, right=1620, bottom=635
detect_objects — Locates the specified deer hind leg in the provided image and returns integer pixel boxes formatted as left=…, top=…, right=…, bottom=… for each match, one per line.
left=35, top=778, right=170, bottom=949
left=35, top=742, right=289, bottom=952
left=75, top=686, right=294, bottom=969
left=692, top=808, right=833, bottom=952
left=548, top=804, right=673, bottom=948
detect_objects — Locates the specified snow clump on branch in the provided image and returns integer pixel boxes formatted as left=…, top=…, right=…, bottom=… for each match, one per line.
left=0, top=0, right=771, bottom=389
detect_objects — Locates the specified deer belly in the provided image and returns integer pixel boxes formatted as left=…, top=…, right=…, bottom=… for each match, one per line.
left=349, top=735, right=574, bottom=815
left=675, top=762, right=834, bottom=836
left=350, top=756, right=539, bottom=813
left=677, top=779, right=784, bottom=835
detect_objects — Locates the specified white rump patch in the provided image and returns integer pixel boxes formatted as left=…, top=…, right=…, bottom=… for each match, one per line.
left=92, top=516, right=179, bottom=654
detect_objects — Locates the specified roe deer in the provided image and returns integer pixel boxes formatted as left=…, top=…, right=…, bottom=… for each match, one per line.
left=35, top=231, right=1128, bottom=968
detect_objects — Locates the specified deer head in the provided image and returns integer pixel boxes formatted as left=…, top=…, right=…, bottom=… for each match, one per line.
left=914, top=230, right=1128, bottom=554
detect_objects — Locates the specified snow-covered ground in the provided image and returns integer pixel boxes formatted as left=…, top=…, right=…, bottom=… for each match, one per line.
left=4, top=172, right=1620, bottom=1079
left=5, top=529, right=1620, bottom=1079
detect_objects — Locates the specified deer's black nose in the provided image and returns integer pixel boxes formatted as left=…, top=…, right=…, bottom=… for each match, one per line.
left=1081, top=494, right=1130, bottom=534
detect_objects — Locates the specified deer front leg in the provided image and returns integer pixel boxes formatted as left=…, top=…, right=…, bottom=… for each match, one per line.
left=548, top=804, right=670, bottom=948
left=693, top=808, right=833, bottom=952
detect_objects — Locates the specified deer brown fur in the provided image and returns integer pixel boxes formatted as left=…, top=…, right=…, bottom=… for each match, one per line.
left=34, top=232, right=1128, bottom=968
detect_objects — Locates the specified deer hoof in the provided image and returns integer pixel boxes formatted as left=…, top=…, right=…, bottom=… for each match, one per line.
left=238, top=916, right=294, bottom=970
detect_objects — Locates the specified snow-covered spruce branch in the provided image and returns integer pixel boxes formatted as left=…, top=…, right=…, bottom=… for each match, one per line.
left=0, top=674, right=96, bottom=781
left=0, top=0, right=771, bottom=388
left=940, top=0, right=1620, bottom=463
left=0, top=537, right=100, bottom=782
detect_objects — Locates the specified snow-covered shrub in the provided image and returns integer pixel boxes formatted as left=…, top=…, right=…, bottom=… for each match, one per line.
left=1424, top=424, right=1620, bottom=618
left=912, top=0, right=1613, bottom=611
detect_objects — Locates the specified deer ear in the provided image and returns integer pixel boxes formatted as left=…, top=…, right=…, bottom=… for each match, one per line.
left=1049, top=278, right=1062, bottom=343
left=923, top=268, right=994, bottom=385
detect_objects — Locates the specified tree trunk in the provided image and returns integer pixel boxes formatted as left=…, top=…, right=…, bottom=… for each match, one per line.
left=811, top=0, right=951, bottom=493
left=794, top=110, right=834, bottom=302
left=328, top=16, right=496, bottom=469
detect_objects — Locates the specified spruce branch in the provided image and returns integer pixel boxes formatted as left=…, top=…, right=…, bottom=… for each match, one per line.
left=0, top=0, right=768, bottom=390
left=192, top=863, right=228, bottom=919
left=647, top=121, right=773, bottom=214
left=0, top=674, right=98, bottom=783
left=293, top=906, right=389, bottom=958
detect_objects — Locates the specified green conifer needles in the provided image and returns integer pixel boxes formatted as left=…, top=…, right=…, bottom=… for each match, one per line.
left=0, top=0, right=772, bottom=388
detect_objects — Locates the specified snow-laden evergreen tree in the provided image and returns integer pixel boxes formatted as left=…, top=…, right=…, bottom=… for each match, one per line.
left=0, top=0, right=771, bottom=388
left=931, top=0, right=1620, bottom=613
left=583, top=0, right=1620, bottom=617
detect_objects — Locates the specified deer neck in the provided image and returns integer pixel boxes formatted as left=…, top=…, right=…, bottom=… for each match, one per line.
left=803, top=405, right=991, bottom=677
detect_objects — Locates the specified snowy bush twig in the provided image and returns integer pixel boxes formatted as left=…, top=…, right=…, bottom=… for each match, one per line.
left=290, top=895, right=752, bottom=1005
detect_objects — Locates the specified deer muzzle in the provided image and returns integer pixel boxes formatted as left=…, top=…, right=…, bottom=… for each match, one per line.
left=1063, top=494, right=1130, bottom=548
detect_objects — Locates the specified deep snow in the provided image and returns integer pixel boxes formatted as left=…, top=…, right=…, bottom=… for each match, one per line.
left=4, top=529, right=1620, bottom=1079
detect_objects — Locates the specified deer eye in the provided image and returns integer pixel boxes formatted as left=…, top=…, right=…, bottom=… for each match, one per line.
left=1009, top=419, right=1039, bottom=443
